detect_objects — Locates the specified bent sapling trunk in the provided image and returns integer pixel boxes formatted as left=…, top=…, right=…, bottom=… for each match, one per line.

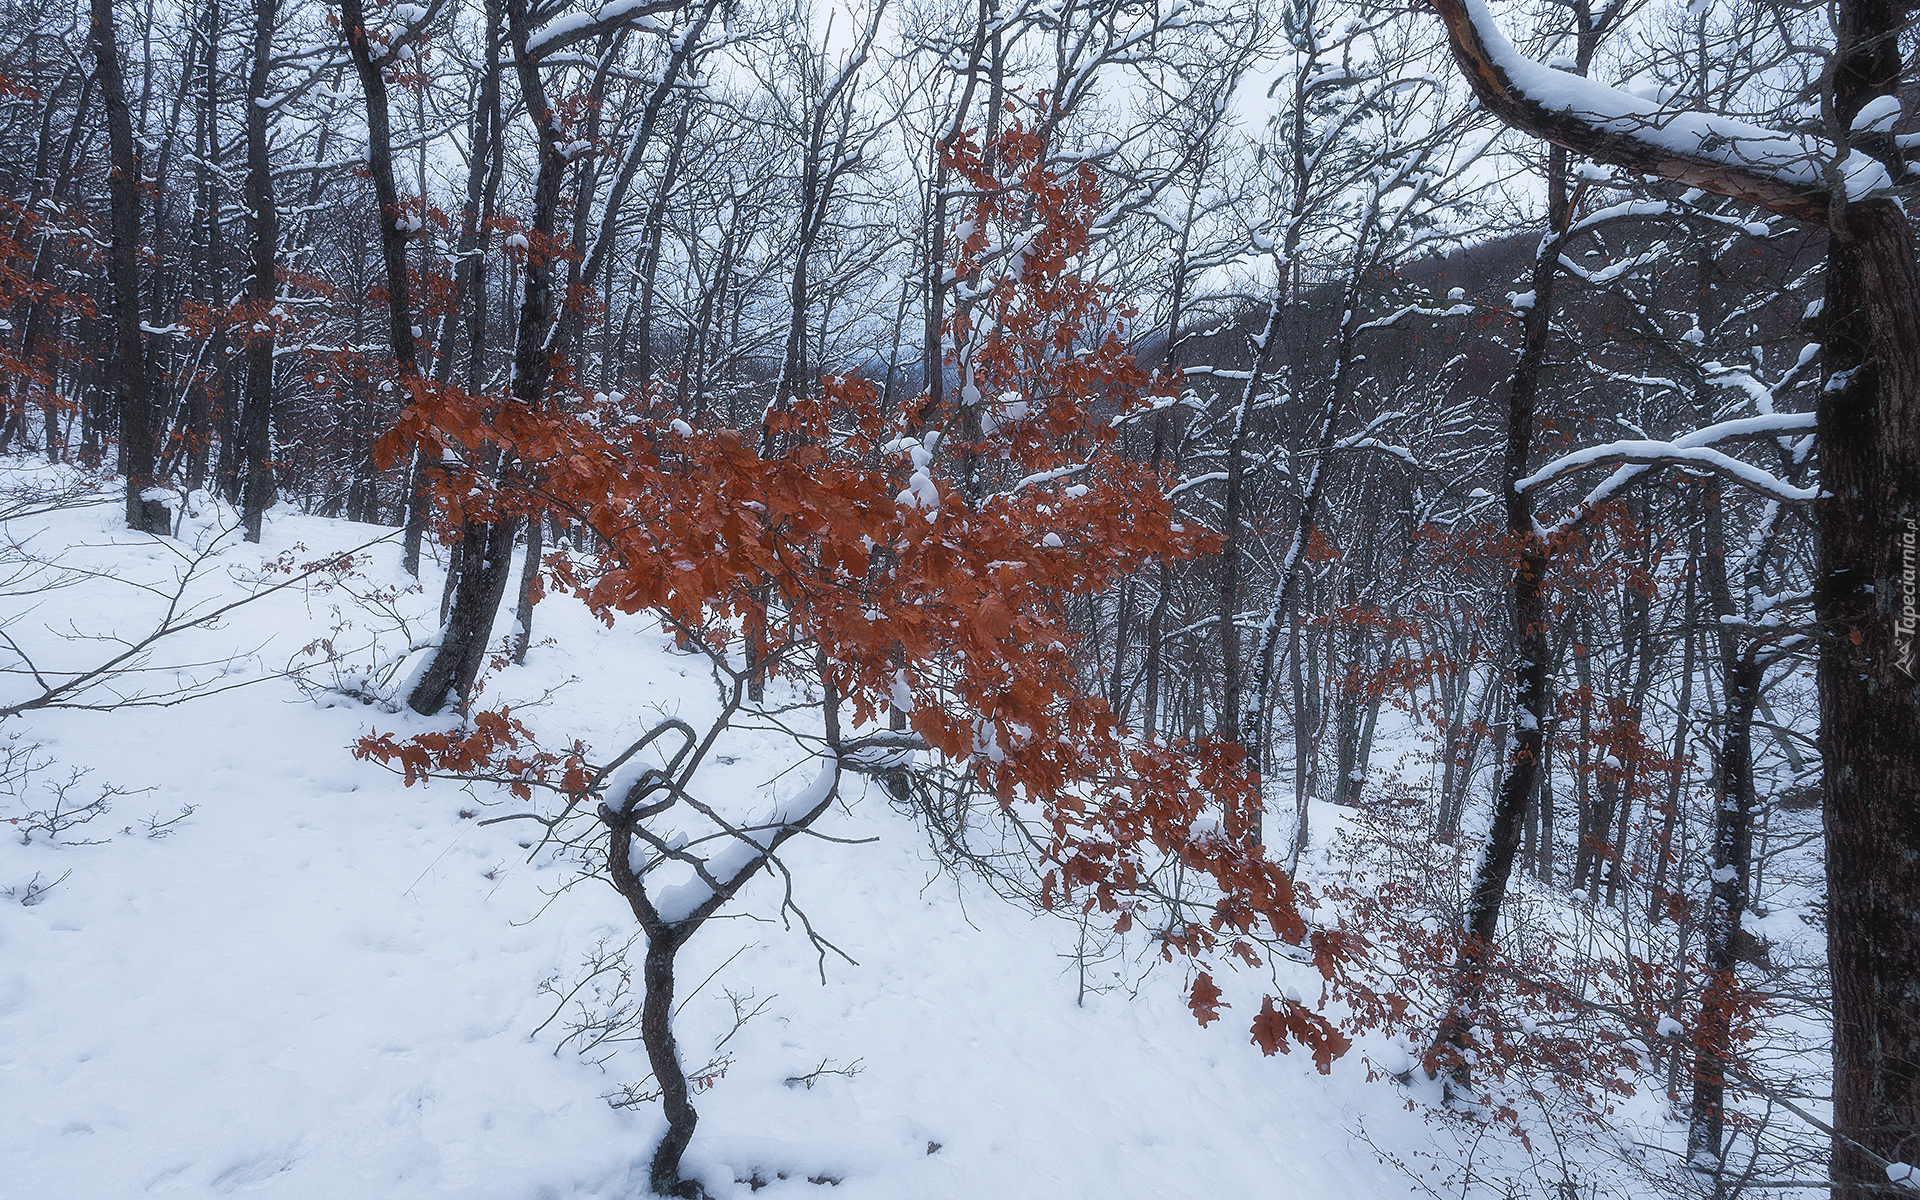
left=592, top=715, right=913, bottom=1195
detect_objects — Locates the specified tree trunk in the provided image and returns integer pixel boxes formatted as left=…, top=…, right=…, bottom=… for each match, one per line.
left=91, top=0, right=165, bottom=533
left=511, top=514, right=543, bottom=665
left=1689, top=481, right=1762, bottom=1175
left=408, top=515, right=518, bottom=712
left=640, top=930, right=700, bottom=1197
left=240, top=0, right=277, bottom=542
left=1423, top=0, right=1920, bottom=1174
left=1430, top=144, right=1566, bottom=1072
left=1820, top=196, right=1920, bottom=1198
left=407, top=0, right=575, bottom=715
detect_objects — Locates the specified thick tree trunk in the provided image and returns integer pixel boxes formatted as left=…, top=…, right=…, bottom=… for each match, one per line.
left=91, top=0, right=165, bottom=533
left=1419, top=0, right=1920, bottom=1168
left=407, top=516, right=518, bottom=712
left=340, top=0, right=418, bottom=384
left=240, top=0, right=277, bottom=542
left=1820, top=197, right=1920, bottom=1198
left=341, top=0, right=429, bottom=575
left=407, top=0, right=570, bottom=715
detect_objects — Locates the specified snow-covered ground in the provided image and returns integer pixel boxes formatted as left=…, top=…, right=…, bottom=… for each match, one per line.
left=0, top=476, right=1445, bottom=1199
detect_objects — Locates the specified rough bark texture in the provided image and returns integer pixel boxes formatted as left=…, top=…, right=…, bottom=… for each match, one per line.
left=640, top=932, right=699, bottom=1196
left=1689, top=484, right=1761, bottom=1170
left=407, top=515, right=519, bottom=713
left=1820, top=200, right=1920, bottom=1197
left=510, top=513, right=543, bottom=665
left=407, top=0, right=569, bottom=715
left=340, top=0, right=419, bottom=383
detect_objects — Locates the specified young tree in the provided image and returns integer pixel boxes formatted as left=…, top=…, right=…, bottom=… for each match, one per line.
left=364, top=127, right=1356, bottom=1193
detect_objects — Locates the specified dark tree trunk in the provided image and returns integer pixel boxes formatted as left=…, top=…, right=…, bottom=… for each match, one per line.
left=182, top=0, right=220, bottom=497
left=1650, top=534, right=1699, bottom=923
left=1689, top=481, right=1762, bottom=1174
left=640, top=930, right=699, bottom=1197
left=408, top=516, right=519, bottom=712
left=1430, top=144, right=1567, bottom=1072
left=91, top=0, right=165, bottom=533
left=341, top=0, right=427, bottom=572
left=1820, top=196, right=1920, bottom=1198
left=340, top=0, right=418, bottom=385
left=510, top=513, right=543, bottom=665
left=407, top=0, right=577, bottom=715
left=240, top=0, right=277, bottom=542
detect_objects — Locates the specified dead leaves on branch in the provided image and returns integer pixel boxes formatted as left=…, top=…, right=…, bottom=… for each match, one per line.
left=358, top=108, right=1376, bottom=1073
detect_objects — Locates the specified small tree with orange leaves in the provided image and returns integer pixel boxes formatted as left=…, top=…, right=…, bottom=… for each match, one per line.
left=356, top=113, right=1360, bottom=1196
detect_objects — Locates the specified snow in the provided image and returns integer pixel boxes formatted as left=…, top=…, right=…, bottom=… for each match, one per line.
left=1521, top=411, right=1821, bottom=513
left=0, top=472, right=1444, bottom=1199
left=888, top=434, right=941, bottom=513
left=1852, top=96, right=1902, bottom=135
left=644, top=753, right=840, bottom=925
left=526, top=0, right=671, bottom=57
left=1459, top=0, right=1880, bottom=199
left=1655, top=1015, right=1685, bottom=1038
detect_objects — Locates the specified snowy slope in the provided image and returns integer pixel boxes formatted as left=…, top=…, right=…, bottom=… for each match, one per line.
left=0, top=478, right=1439, bottom=1199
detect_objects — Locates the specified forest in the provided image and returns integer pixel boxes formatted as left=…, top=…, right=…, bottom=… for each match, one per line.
left=1, top=0, right=1917, bottom=1195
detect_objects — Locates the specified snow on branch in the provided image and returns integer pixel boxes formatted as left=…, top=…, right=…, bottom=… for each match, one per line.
left=1521, top=410, right=1820, bottom=514
left=525, top=0, right=682, bottom=59
left=1520, top=441, right=1815, bottom=504
left=637, top=749, right=840, bottom=926
left=1424, top=0, right=1883, bottom=220
left=1353, top=301, right=1475, bottom=334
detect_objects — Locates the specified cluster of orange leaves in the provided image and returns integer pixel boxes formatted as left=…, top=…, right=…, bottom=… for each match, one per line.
left=356, top=108, right=1369, bottom=1069
left=0, top=194, right=98, bottom=410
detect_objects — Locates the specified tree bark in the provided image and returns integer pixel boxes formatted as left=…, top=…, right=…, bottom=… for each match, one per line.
left=1689, top=481, right=1761, bottom=1175
left=240, top=0, right=277, bottom=542
left=1820, top=198, right=1920, bottom=1198
left=510, top=513, right=543, bottom=665
left=639, top=930, right=699, bottom=1197
left=339, top=0, right=420, bottom=384
left=91, top=0, right=165, bottom=533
